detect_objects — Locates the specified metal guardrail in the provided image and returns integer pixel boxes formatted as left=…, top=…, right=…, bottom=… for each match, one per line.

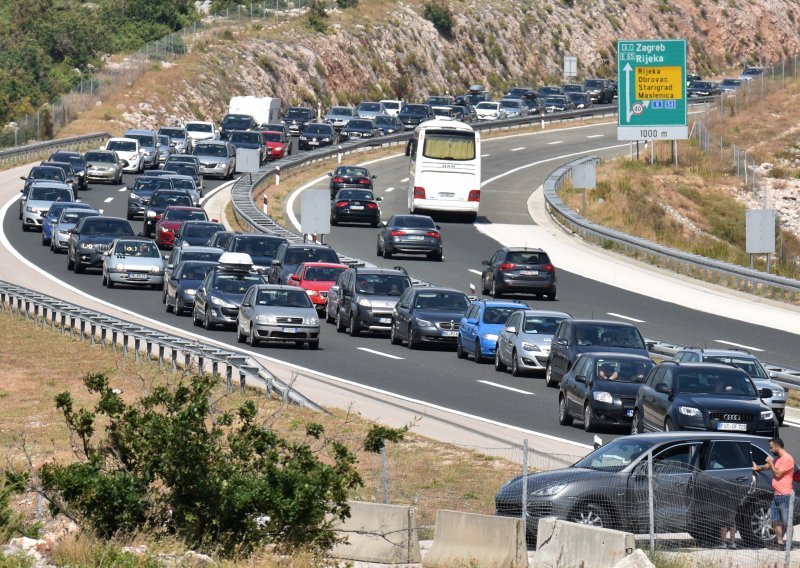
left=0, top=132, right=110, bottom=168
left=0, top=281, right=325, bottom=412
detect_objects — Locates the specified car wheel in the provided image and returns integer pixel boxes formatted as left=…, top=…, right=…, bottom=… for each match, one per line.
left=308, top=340, right=319, bottom=350
left=382, top=246, right=392, bottom=259
left=664, top=418, right=674, bottom=432
left=481, top=278, right=489, bottom=295
left=494, top=349, right=507, bottom=372
left=407, top=326, right=419, bottom=349
left=390, top=321, right=401, bottom=345
left=161, top=287, right=168, bottom=304
left=737, top=502, right=775, bottom=548
left=106, top=274, right=114, bottom=288
left=583, top=403, right=596, bottom=433
left=203, top=308, right=214, bottom=330
left=50, top=241, right=54, bottom=252
left=192, top=307, right=202, bottom=326
left=22, top=223, right=29, bottom=232
left=74, top=258, right=84, bottom=274
left=175, top=298, right=186, bottom=316
left=456, top=337, right=467, bottom=359
left=335, top=310, right=345, bottom=333
left=248, top=324, right=259, bottom=347
left=348, top=314, right=360, bottom=337
left=631, top=410, right=643, bottom=435
left=371, top=220, right=380, bottom=228
left=545, top=362, right=558, bottom=387
left=41, top=234, right=48, bottom=246
left=776, top=409, right=785, bottom=426
left=331, top=217, right=338, bottom=226
left=165, top=297, right=173, bottom=313
left=558, top=395, right=573, bottom=426
left=427, top=250, right=442, bottom=262
left=545, top=287, right=556, bottom=301
left=569, top=502, right=612, bottom=529
left=490, top=280, right=501, bottom=298
left=510, top=351, right=524, bottom=376
left=66, top=253, right=74, bottom=271
left=127, top=212, right=134, bottom=221
left=474, top=341, right=484, bottom=364
left=376, top=242, right=382, bottom=256
left=325, top=306, right=334, bottom=324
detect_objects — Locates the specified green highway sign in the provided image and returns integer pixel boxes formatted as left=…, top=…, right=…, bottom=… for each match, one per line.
left=617, top=39, right=687, bottom=140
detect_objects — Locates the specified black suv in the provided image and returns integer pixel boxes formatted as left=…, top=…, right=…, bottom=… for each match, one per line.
left=41, top=161, right=79, bottom=192
left=398, top=104, right=435, bottom=130
left=224, top=233, right=288, bottom=271
left=496, top=432, right=800, bottom=547
left=126, top=176, right=174, bottom=220
left=282, top=107, right=315, bottom=136
left=582, top=78, right=614, bottom=104
left=48, top=151, right=88, bottom=190
left=546, top=319, right=649, bottom=387
left=67, top=216, right=135, bottom=273
left=267, top=243, right=341, bottom=285
left=331, top=267, right=412, bottom=336
left=632, top=361, right=777, bottom=437
left=390, top=286, right=470, bottom=349
left=219, top=113, right=257, bottom=140
left=480, top=246, right=556, bottom=299
left=143, top=189, right=193, bottom=238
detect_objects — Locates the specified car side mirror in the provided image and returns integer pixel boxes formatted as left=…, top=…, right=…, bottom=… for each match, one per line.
left=289, top=274, right=300, bottom=281
left=481, top=259, right=489, bottom=265
left=375, top=197, right=383, bottom=202
left=136, top=232, right=146, bottom=237
left=556, top=338, right=568, bottom=346
left=466, top=318, right=477, bottom=325
left=211, top=218, right=218, bottom=222
left=241, top=302, right=251, bottom=308
left=328, top=172, right=333, bottom=177
left=372, top=175, right=377, bottom=179
left=505, top=326, right=517, bottom=334
left=655, top=383, right=671, bottom=395
left=769, top=371, right=777, bottom=379
left=330, top=285, right=339, bottom=293
left=271, top=259, right=280, bottom=266
left=575, top=375, right=586, bottom=384
left=761, top=388, right=773, bottom=399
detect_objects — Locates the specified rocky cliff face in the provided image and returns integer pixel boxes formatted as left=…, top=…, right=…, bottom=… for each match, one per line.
left=112, top=0, right=800, bottom=130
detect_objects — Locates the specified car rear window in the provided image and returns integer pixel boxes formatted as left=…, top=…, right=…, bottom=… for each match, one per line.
left=232, top=236, right=285, bottom=256
left=506, top=251, right=550, bottom=264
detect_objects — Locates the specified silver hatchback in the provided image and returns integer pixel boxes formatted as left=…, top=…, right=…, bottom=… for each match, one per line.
left=495, top=309, right=572, bottom=376
left=237, top=284, right=321, bottom=349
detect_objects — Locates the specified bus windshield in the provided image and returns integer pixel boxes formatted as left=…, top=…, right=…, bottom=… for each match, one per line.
left=422, top=131, right=475, bottom=161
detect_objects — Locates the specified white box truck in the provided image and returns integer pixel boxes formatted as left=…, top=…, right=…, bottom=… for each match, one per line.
left=228, top=96, right=281, bottom=126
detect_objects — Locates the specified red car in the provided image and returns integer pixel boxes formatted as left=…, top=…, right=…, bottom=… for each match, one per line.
left=261, top=129, right=291, bottom=160
left=287, top=262, right=349, bottom=311
left=154, top=206, right=208, bottom=249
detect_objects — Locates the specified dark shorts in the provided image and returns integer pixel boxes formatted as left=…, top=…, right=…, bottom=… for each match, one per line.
left=770, top=494, right=791, bottom=524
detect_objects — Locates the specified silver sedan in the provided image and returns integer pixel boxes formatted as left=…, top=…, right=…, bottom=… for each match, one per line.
left=236, top=284, right=321, bottom=349
left=84, top=150, right=124, bottom=184
left=102, top=238, right=165, bottom=289
left=192, top=140, right=236, bottom=179
left=495, top=309, right=572, bottom=376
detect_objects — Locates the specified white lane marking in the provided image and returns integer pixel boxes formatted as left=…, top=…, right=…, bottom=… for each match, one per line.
left=478, top=380, right=535, bottom=395
left=481, top=153, right=490, bottom=158
left=607, top=312, right=646, bottom=323
left=118, top=187, right=127, bottom=192
left=385, top=187, right=395, bottom=193
left=357, top=347, right=404, bottom=360
left=103, top=197, right=114, bottom=203
left=400, top=177, right=409, bottom=182
left=587, top=134, right=605, bottom=139
left=510, top=147, right=525, bottom=152
left=547, top=140, right=563, bottom=145
left=0, top=193, right=592, bottom=453
left=714, top=340, right=764, bottom=352
left=468, top=269, right=482, bottom=275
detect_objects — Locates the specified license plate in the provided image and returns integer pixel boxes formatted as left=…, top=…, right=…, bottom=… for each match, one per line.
left=407, top=235, right=424, bottom=240
left=520, top=270, right=539, bottom=276
left=439, top=192, right=455, bottom=198
left=626, top=409, right=634, bottom=417
left=309, top=141, right=319, bottom=145
left=378, top=318, right=391, bottom=324
left=350, top=205, right=364, bottom=210
left=128, top=273, right=148, bottom=280
left=282, top=327, right=298, bottom=333
left=717, top=422, right=747, bottom=431
left=443, top=330, right=458, bottom=337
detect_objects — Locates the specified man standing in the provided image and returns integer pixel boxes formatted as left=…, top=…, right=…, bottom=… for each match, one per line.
left=754, top=437, right=796, bottom=548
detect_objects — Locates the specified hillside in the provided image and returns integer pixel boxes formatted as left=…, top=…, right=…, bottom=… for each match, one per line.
left=60, top=0, right=800, bottom=134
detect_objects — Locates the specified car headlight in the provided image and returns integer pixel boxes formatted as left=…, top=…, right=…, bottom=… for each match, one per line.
left=255, top=314, right=276, bottom=324
left=146, top=210, right=157, bottom=218
left=26, top=206, right=38, bottom=213
left=183, top=288, right=196, bottom=296
left=306, top=290, right=319, bottom=297
left=593, top=391, right=613, bottom=404
left=303, top=316, right=320, bottom=325
left=416, top=319, right=434, bottom=328
left=160, top=226, right=171, bottom=233
left=149, top=265, right=162, bottom=274
left=114, top=263, right=125, bottom=271
left=482, top=333, right=498, bottom=342
left=129, top=192, right=141, bottom=200
left=532, top=482, right=568, bottom=497
left=143, top=151, right=152, bottom=157
left=299, top=136, right=307, bottom=141
left=322, top=137, right=331, bottom=142
left=521, top=342, right=541, bottom=352
left=761, top=410, right=775, bottom=421
left=679, top=406, right=702, bottom=417
left=210, top=297, right=234, bottom=308
left=357, top=298, right=372, bottom=308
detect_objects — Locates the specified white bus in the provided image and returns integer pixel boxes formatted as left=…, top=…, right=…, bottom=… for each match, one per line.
left=405, top=119, right=481, bottom=220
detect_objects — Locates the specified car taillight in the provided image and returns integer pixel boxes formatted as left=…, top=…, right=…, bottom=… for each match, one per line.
left=543, top=263, right=555, bottom=271
left=335, top=201, right=349, bottom=207
left=331, top=177, right=344, bottom=183
left=413, top=186, right=426, bottom=199
left=499, top=263, right=516, bottom=271
left=468, top=189, right=480, bottom=202
left=426, top=231, right=440, bottom=238
left=391, top=230, right=407, bottom=237
left=366, top=202, right=379, bottom=209
left=358, top=178, right=370, bottom=185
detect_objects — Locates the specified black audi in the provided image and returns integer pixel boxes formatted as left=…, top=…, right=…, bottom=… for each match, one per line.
left=298, top=123, right=337, bottom=151
left=339, top=119, right=380, bottom=142
left=328, top=165, right=375, bottom=198
left=330, top=188, right=381, bottom=226
left=390, top=286, right=470, bottom=349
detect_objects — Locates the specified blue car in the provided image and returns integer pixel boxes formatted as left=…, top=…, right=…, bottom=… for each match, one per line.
left=457, top=299, right=528, bottom=362
left=40, top=201, right=92, bottom=247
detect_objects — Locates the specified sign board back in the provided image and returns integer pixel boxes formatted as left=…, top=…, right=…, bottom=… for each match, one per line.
left=746, top=209, right=776, bottom=254
left=300, top=190, right=331, bottom=236
left=235, top=148, right=260, bottom=174
left=564, top=56, right=578, bottom=79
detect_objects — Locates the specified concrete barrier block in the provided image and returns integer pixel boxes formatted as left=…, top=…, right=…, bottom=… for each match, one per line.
left=535, top=518, right=636, bottom=568
left=424, top=510, right=528, bottom=568
left=329, top=501, right=421, bottom=564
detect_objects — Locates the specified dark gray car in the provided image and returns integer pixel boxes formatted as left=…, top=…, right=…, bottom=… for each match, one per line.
left=331, top=267, right=411, bottom=336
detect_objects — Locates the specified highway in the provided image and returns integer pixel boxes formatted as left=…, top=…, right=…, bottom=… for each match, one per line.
left=4, top=119, right=800, bottom=452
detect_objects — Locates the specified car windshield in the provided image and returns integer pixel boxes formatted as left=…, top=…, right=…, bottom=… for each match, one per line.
left=584, top=80, right=604, bottom=89
left=303, top=124, right=331, bottom=135
left=575, top=325, right=645, bottom=349
left=178, top=264, right=214, bottom=280
left=433, top=108, right=453, bottom=116
left=500, top=100, right=521, bottom=109
left=30, top=187, right=71, bottom=201
left=427, top=97, right=450, bottom=105
left=194, top=144, right=228, bottom=157
left=475, top=102, right=498, bottom=110
left=30, top=168, right=65, bottom=180
left=83, top=220, right=134, bottom=236
left=54, top=155, right=84, bottom=169
left=573, top=438, right=650, bottom=472
left=183, top=224, right=223, bottom=238
left=391, top=216, right=436, bottom=229
left=212, top=273, right=262, bottom=294
left=401, top=105, right=428, bottom=114
left=222, top=116, right=252, bottom=129
left=570, top=94, right=589, bottom=102
left=329, top=107, right=353, bottom=116
left=336, top=166, right=368, bottom=177
left=359, top=103, right=381, bottom=111
left=262, top=132, right=284, bottom=142
left=595, top=358, right=654, bottom=383
left=254, top=288, right=312, bottom=308
left=85, top=152, right=116, bottom=163
left=153, top=194, right=192, bottom=207
left=60, top=210, right=95, bottom=224
left=721, top=79, right=741, bottom=86
left=704, top=356, right=768, bottom=379
left=506, top=88, right=529, bottom=97
left=303, top=266, right=346, bottom=282
left=675, top=370, right=757, bottom=396
left=107, top=140, right=137, bottom=152
left=413, top=291, right=469, bottom=310
left=170, top=179, right=195, bottom=191
left=229, top=131, right=260, bottom=144
left=356, top=274, right=410, bottom=296
left=483, top=306, right=524, bottom=324
left=158, top=135, right=170, bottom=145
left=165, top=209, right=205, bottom=221
left=522, top=316, right=566, bottom=334
left=182, top=250, right=223, bottom=263
left=160, top=128, right=186, bottom=139
left=126, top=134, right=154, bottom=147
left=186, top=123, right=213, bottom=133
left=545, top=96, right=567, bottom=104
left=285, top=247, right=339, bottom=264
left=284, top=108, right=311, bottom=119
left=691, top=82, right=714, bottom=89
left=382, top=101, right=400, bottom=110
left=135, top=178, right=173, bottom=191
left=422, top=131, right=476, bottom=161
left=336, top=190, right=374, bottom=200
left=232, top=236, right=284, bottom=256
left=346, top=120, right=372, bottom=130
left=116, top=241, right=160, bottom=257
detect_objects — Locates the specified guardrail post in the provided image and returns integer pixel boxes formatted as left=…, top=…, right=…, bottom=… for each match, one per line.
left=184, top=351, right=191, bottom=370
left=90, top=323, right=96, bottom=346
left=171, top=348, right=178, bottom=371
left=100, top=326, right=107, bottom=348
left=134, top=338, right=141, bottom=361
left=212, top=360, right=219, bottom=378
left=158, top=344, right=165, bottom=368
left=226, top=365, right=233, bottom=392
left=23, top=300, right=30, bottom=321
left=122, top=333, right=128, bottom=356
left=240, top=371, right=246, bottom=393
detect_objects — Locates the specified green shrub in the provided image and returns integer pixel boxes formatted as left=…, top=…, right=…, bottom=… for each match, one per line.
left=307, top=0, right=328, bottom=33
left=423, top=1, right=455, bottom=39
left=336, top=0, right=359, bottom=7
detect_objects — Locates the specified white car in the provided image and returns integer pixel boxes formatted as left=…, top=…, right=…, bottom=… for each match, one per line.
left=432, top=106, right=457, bottom=121
left=185, top=121, right=219, bottom=143
left=105, top=137, right=143, bottom=173
left=102, top=238, right=165, bottom=289
left=474, top=101, right=507, bottom=121
left=379, top=99, right=403, bottom=117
